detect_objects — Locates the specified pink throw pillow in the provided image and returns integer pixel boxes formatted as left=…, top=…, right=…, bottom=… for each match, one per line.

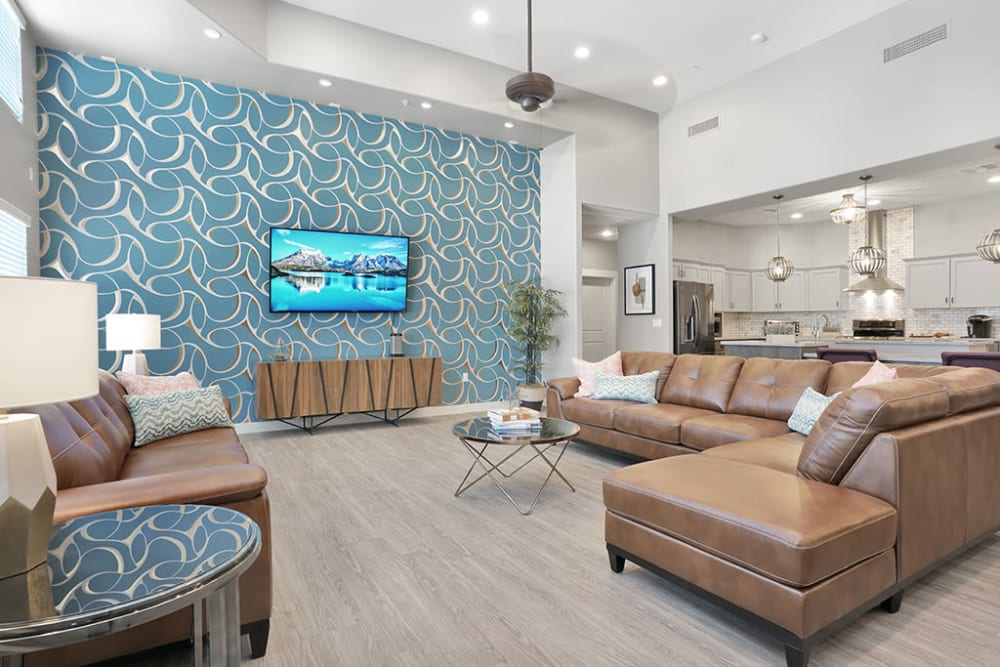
left=116, top=370, right=201, bottom=396
left=851, top=360, right=898, bottom=388
left=573, top=351, right=623, bottom=398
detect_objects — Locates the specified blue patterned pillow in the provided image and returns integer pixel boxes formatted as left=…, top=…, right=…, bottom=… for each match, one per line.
left=125, top=386, right=232, bottom=447
left=787, top=387, right=840, bottom=436
left=591, top=370, right=660, bottom=404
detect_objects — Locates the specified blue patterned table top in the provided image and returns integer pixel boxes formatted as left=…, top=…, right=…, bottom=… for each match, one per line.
left=0, top=504, right=260, bottom=641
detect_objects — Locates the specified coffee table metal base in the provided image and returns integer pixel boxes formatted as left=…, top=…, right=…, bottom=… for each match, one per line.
left=454, top=438, right=576, bottom=515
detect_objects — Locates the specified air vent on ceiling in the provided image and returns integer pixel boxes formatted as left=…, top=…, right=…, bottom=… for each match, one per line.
left=687, top=116, right=720, bottom=138
left=959, top=163, right=1000, bottom=174
left=883, top=23, right=948, bottom=64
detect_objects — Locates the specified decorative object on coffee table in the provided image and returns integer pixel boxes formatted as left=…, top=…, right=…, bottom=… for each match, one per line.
left=623, top=264, right=655, bottom=315
left=0, top=277, right=97, bottom=580
left=504, top=278, right=567, bottom=409
left=105, top=312, right=160, bottom=375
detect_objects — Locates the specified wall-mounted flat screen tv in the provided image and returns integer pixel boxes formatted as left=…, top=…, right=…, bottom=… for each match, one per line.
left=269, top=228, right=410, bottom=313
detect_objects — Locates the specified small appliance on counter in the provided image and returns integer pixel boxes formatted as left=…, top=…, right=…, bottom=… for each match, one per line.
left=967, top=315, right=993, bottom=339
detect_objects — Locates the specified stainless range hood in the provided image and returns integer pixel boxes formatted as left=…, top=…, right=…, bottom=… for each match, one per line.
left=843, top=210, right=904, bottom=292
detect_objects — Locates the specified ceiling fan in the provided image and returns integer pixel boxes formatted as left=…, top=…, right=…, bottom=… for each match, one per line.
left=505, top=0, right=554, bottom=112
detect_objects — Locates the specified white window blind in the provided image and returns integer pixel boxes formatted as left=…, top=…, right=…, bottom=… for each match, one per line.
left=0, top=0, right=24, bottom=121
left=0, top=205, right=28, bottom=276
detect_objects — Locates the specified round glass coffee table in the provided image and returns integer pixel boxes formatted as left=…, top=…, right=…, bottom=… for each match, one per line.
left=452, top=416, right=580, bottom=515
left=0, top=504, right=260, bottom=667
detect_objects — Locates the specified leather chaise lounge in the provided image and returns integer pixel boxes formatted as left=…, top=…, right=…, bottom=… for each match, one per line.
left=547, top=353, right=1000, bottom=666
left=18, top=370, right=272, bottom=666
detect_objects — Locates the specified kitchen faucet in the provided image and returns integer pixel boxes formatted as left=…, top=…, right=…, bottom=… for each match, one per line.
left=812, top=313, right=830, bottom=340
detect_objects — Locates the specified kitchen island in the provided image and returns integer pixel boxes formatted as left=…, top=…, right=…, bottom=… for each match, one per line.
left=720, top=339, right=829, bottom=360
left=720, top=337, right=999, bottom=363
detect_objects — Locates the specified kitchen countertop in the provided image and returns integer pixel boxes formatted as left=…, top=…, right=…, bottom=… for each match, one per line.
left=719, top=340, right=828, bottom=348
left=720, top=337, right=998, bottom=346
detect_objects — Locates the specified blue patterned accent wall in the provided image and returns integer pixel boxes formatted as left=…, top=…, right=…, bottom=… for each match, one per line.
left=37, top=49, right=539, bottom=422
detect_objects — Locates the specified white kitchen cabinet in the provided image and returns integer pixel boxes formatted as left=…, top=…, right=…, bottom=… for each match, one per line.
left=905, top=257, right=950, bottom=309
left=752, top=271, right=806, bottom=312
left=724, top=270, right=751, bottom=311
left=951, top=255, right=998, bottom=307
left=806, top=267, right=848, bottom=311
left=710, top=266, right=726, bottom=313
left=673, top=261, right=701, bottom=281
left=904, top=254, right=998, bottom=309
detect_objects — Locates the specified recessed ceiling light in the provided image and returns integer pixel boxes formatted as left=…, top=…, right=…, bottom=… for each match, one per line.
left=420, top=101, right=433, bottom=110
left=574, top=45, right=591, bottom=59
left=789, top=212, right=803, bottom=220
left=988, top=175, right=1000, bottom=184
left=401, top=99, right=410, bottom=106
left=203, top=27, right=221, bottom=40
left=868, top=199, right=881, bottom=205
left=471, top=9, right=489, bottom=25
left=318, top=78, right=333, bottom=87
left=749, top=33, right=768, bottom=44
left=652, top=75, right=668, bottom=87
left=504, top=121, right=515, bottom=129
left=601, top=229, right=613, bottom=238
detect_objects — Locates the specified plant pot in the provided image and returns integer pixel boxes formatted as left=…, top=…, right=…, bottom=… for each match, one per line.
left=517, top=384, right=546, bottom=410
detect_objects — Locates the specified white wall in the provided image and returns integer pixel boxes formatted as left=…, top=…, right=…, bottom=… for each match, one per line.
left=914, top=190, right=1000, bottom=257
left=660, top=0, right=1000, bottom=215
left=617, top=215, right=669, bottom=351
left=582, top=238, right=617, bottom=272
left=540, top=136, right=579, bottom=381
left=0, top=28, right=38, bottom=274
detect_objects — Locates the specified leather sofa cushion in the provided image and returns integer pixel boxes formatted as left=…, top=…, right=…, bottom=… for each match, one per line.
left=825, top=362, right=958, bottom=395
left=727, top=358, right=830, bottom=421
left=662, top=354, right=744, bottom=412
left=19, top=370, right=134, bottom=489
left=797, top=378, right=950, bottom=484
left=620, top=351, right=676, bottom=400
left=560, top=397, right=634, bottom=429
left=118, top=427, right=249, bottom=479
left=701, top=432, right=806, bottom=474
left=603, top=455, right=897, bottom=587
left=680, top=413, right=791, bottom=450
left=615, top=403, right=717, bottom=444
left=926, top=367, right=1000, bottom=416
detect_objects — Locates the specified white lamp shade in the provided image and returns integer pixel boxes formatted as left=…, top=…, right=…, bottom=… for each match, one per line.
left=0, top=277, right=98, bottom=407
left=105, top=313, right=161, bottom=351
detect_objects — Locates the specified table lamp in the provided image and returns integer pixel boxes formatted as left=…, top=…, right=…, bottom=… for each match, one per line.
left=0, top=277, right=98, bottom=579
left=105, top=313, right=161, bottom=375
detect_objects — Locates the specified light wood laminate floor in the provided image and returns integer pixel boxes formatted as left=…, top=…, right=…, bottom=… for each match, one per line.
left=118, top=415, right=1000, bottom=666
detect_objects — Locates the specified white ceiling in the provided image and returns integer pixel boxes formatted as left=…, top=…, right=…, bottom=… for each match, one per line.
left=283, top=0, right=908, bottom=112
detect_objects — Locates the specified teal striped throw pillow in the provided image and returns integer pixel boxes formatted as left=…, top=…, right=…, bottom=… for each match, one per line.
left=591, top=370, right=660, bottom=404
left=125, top=385, right=232, bottom=447
left=787, top=387, right=840, bottom=436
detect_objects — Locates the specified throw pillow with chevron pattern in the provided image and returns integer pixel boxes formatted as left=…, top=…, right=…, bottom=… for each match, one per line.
left=125, top=385, right=232, bottom=447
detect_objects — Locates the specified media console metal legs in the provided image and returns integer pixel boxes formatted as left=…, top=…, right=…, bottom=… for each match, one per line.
left=454, top=437, right=576, bottom=515
left=206, top=580, right=240, bottom=666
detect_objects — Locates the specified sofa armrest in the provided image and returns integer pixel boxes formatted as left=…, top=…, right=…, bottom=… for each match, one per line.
left=546, top=376, right=580, bottom=400
left=54, top=464, right=268, bottom=524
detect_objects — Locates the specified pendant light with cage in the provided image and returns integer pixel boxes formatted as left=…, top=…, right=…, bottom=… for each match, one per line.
left=846, top=175, right=886, bottom=276
left=765, top=195, right=794, bottom=282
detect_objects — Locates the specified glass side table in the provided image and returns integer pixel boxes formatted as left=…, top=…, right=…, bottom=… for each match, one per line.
left=0, top=504, right=261, bottom=667
left=452, top=416, right=581, bottom=515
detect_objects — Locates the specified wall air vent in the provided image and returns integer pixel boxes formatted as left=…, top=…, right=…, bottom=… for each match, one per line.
left=883, top=23, right=948, bottom=64
left=687, top=116, right=720, bottom=138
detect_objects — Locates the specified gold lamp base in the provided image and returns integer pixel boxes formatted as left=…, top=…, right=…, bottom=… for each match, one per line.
left=0, top=413, right=57, bottom=579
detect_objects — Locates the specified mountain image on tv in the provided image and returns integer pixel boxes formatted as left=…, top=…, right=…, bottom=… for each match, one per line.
left=269, top=228, right=410, bottom=313
left=271, top=248, right=407, bottom=276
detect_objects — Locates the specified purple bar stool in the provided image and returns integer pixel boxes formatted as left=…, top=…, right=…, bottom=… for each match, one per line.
left=941, top=351, right=1000, bottom=371
left=816, top=348, right=878, bottom=363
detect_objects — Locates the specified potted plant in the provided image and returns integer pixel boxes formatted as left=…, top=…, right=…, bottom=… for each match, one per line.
left=504, top=278, right=567, bottom=410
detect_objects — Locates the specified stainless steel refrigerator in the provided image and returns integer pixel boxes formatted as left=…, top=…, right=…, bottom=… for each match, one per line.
left=673, top=281, right=715, bottom=355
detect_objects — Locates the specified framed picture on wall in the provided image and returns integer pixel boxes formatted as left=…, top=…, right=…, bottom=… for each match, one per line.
left=624, top=264, right=655, bottom=315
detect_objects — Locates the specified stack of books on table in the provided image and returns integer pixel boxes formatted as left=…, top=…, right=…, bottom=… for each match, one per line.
left=487, top=407, right=542, bottom=433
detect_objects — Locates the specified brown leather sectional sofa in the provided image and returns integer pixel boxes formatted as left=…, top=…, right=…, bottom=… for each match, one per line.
left=19, top=370, right=271, bottom=666
left=547, top=353, right=1000, bottom=666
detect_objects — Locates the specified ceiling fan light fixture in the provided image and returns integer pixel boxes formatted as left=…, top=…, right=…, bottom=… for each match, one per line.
left=830, top=193, right=865, bottom=224
left=505, top=0, right=554, bottom=113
